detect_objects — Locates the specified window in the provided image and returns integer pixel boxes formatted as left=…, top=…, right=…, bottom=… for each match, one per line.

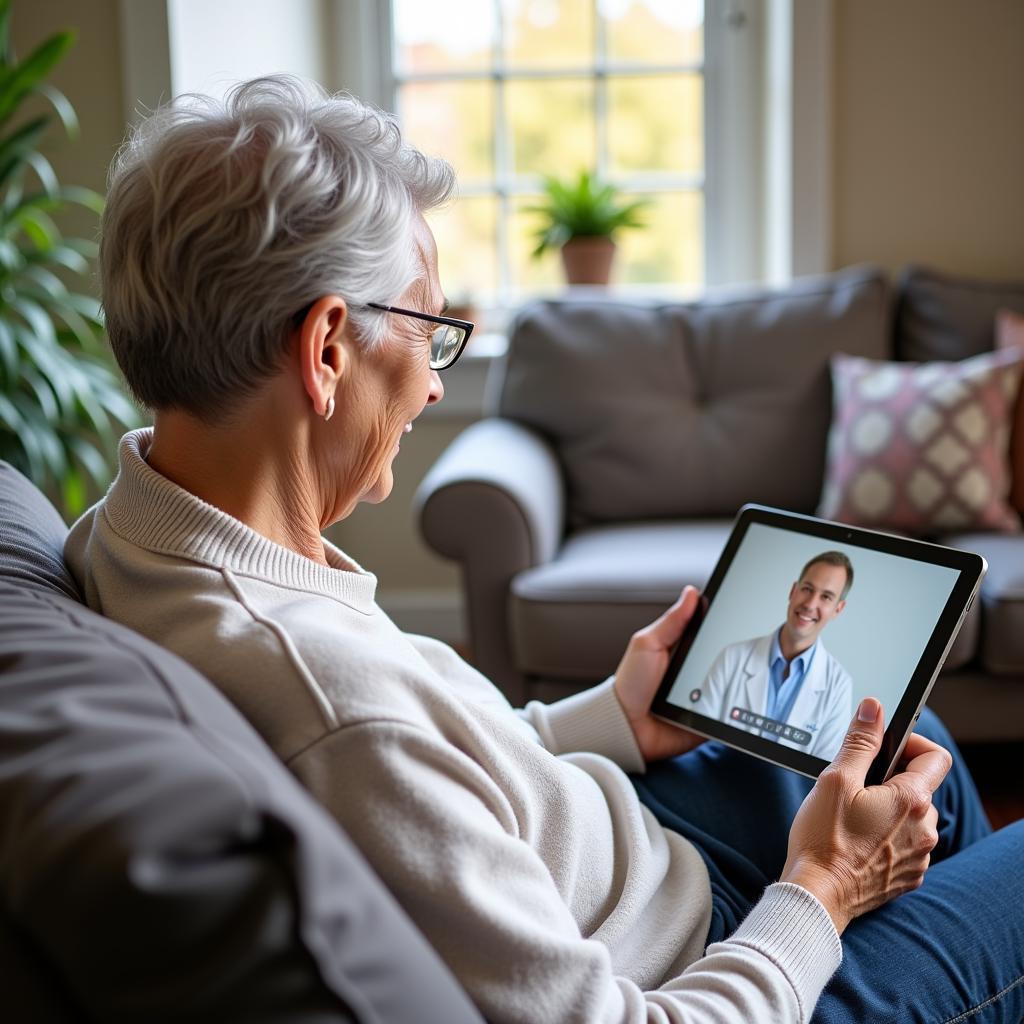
left=389, top=0, right=709, bottom=311
left=135, top=0, right=772, bottom=311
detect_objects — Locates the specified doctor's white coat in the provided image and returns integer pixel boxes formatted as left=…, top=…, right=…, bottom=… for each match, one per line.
left=692, top=632, right=853, bottom=761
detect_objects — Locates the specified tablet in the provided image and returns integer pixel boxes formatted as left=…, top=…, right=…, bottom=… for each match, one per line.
left=651, top=505, right=986, bottom=784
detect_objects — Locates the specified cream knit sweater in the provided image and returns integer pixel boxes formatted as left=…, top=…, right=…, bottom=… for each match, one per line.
left=65, top=429, right=841, bottom=1023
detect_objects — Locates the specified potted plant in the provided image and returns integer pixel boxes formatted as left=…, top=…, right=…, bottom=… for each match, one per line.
left=0, top=0, right=139, bottom=518
left=527, top=171, right=649, bottom=286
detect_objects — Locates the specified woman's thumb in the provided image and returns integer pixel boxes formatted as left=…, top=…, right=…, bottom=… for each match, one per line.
left=828, top=698, right=884, bottom=783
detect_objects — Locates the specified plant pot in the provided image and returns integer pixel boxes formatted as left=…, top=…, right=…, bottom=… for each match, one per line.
left=560, top=236, right=616, bottom=286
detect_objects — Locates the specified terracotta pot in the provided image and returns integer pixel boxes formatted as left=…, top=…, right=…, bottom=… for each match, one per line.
left=560, top=236, right=616, bottom=286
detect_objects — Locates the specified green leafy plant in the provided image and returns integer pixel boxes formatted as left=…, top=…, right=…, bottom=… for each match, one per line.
left=0, top=0, right=139, bottom=518
left=526, top=171, right=650, bottom=258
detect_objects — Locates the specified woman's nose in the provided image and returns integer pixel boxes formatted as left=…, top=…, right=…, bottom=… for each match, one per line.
left=426, top=369, right=444, bottom=405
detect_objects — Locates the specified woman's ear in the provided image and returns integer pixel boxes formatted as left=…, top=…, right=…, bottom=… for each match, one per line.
left=297, top=296, right=350, bottom=419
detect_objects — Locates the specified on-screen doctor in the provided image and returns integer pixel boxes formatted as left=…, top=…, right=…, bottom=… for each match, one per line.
left=691, top=551, right=854, bottom=760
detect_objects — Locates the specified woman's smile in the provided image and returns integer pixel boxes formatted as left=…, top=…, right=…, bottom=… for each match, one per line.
left=394, top=422, right=413, bottom=453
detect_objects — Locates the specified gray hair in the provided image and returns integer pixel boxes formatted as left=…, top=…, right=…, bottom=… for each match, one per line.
left=101, top=75, right=455, bottom=417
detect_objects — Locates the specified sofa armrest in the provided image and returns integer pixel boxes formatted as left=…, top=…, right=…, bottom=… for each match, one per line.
left=417, top=418, right=565, bottom=565
left=415, top=418, right=565, bottom=702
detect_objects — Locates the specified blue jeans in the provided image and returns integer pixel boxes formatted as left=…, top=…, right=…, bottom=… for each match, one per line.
left=631, top=708, right=1024, bottom=1023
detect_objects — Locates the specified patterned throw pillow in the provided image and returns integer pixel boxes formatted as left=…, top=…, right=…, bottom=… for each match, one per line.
left=819, top=349, right=1024, bottom=534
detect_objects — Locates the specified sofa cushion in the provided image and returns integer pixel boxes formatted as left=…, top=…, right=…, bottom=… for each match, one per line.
left=499, top=266, right=890, bottom=525
left=510, top=520, right=979, bottom=682
left=941, top=532, right=1024, bottom=675
left=924, top=669, right=1024, bottom=744
left=0, top=463, right=482, bottom=1024
left=0, top=462, right=80, bottom=599
left=510, top=521, right=733, bottom=679
left=895, top=265, right=1024, bottom=363
left=0, top=906, right=85, bottom=1021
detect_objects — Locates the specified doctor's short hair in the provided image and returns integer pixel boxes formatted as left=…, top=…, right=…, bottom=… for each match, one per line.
left=798, top=551, right=854, bottom=600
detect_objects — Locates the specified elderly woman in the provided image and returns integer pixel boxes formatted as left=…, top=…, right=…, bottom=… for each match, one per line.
left=67, top=77, right=1022, bottom=1023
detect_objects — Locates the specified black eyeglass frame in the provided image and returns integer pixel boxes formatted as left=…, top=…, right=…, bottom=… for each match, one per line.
left=366, top=302, right=474, bottom=370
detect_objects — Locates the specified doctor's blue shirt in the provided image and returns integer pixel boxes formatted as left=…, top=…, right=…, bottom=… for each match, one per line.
left=763, top=630, right=817, bottom=742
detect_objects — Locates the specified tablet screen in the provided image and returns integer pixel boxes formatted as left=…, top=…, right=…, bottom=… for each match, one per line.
left=656, top=514, right=973, bottom=774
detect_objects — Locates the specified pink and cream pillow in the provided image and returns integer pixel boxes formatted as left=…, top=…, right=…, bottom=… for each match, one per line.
left=818, top=348, right=1024, bottom=534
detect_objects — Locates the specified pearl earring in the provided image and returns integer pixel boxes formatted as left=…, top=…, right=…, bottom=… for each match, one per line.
left=324, top=395, right=335, bottom=421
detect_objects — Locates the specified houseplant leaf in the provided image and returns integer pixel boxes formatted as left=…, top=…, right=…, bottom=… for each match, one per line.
left=0, top=29, right=75, bottom=125
left=528, top=170, right=650, bottom=258
left=0, top=11, right=139, bottom=518
left=37, top=82, right=78, bottom=136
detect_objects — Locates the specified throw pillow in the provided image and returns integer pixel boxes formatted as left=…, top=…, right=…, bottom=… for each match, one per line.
left=818, top=349, right=1024, bottom=534
left=997, top=309, right=1024, bottom=349
left=995, top=309, right=1024, bottom=514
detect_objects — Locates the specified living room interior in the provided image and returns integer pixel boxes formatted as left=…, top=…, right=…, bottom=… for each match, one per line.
left=13, top=0, right=1022, bottom=645
left=2, top=0, right=1023, bottom=1015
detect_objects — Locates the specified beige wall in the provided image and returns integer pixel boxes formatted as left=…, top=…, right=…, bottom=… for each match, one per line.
left=832, top=0, right=1024, bottom=279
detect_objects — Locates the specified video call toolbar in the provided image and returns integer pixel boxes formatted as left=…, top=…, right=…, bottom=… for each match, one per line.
left=730, top=706, right=812, bottom=746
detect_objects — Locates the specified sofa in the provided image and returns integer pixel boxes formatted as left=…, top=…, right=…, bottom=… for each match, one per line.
left=417, top=265, right=1024, bottom=741
left=0, top=462, right=483, bottom=1023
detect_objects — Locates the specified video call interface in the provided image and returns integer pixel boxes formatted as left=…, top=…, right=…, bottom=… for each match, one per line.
left=664, top=523, right=961, bottom=764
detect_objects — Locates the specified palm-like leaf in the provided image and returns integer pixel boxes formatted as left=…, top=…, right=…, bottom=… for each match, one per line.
left=0, top=0, right=140, bottom=518
left=526, top=171, right=651, bottom=258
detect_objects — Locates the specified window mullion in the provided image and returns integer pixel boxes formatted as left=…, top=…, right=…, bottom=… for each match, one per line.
left=494, top=0, right=511, bottom=305
left=594, top=0, right=608, bottom=181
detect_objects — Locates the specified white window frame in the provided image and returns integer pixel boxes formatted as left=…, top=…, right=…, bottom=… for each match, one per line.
left=349, top=0, right=765, bottom=295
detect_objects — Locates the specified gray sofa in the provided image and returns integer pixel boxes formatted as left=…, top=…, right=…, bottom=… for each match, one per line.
left=0, top=462, right=482, bottom=1023
left=418, top=265, right=1024, bottom=741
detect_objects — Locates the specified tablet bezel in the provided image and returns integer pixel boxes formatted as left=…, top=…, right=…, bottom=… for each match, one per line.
left=650, top=504, right=986, bottom=785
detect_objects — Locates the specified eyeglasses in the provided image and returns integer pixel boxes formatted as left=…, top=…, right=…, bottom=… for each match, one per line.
left=366, top=303, right=474, bottom=371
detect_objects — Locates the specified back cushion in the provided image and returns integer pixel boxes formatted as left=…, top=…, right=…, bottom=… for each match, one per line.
left=0, top=462, right=483, bottom=1024
left=0, top=463, right=79, bottom=599
left=499, top=267, right=890, bottom=524
left=0, top=584, right=483, bottom=1024
left=895, top=265, right=1024, bottom=362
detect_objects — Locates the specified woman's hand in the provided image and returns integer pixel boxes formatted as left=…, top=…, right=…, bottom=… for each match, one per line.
left=613, top=587, right=707, bottom=763
left=781, top=697, right=951, bottom=935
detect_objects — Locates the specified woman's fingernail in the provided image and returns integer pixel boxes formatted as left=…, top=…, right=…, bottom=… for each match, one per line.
left=858, top=698, right=879, bottom=723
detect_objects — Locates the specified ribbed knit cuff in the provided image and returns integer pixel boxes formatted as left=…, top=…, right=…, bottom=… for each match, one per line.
left=724, top=882, right=842, bottom=1020
left=535, top=677, right=645, bottom=773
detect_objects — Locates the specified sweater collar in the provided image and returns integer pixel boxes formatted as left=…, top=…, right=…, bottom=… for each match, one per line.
left=101, top=428, right=377, bottom=611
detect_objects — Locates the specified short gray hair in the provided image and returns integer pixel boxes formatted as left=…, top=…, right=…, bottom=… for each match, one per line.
left=101, top=75, right=455, bottom=417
